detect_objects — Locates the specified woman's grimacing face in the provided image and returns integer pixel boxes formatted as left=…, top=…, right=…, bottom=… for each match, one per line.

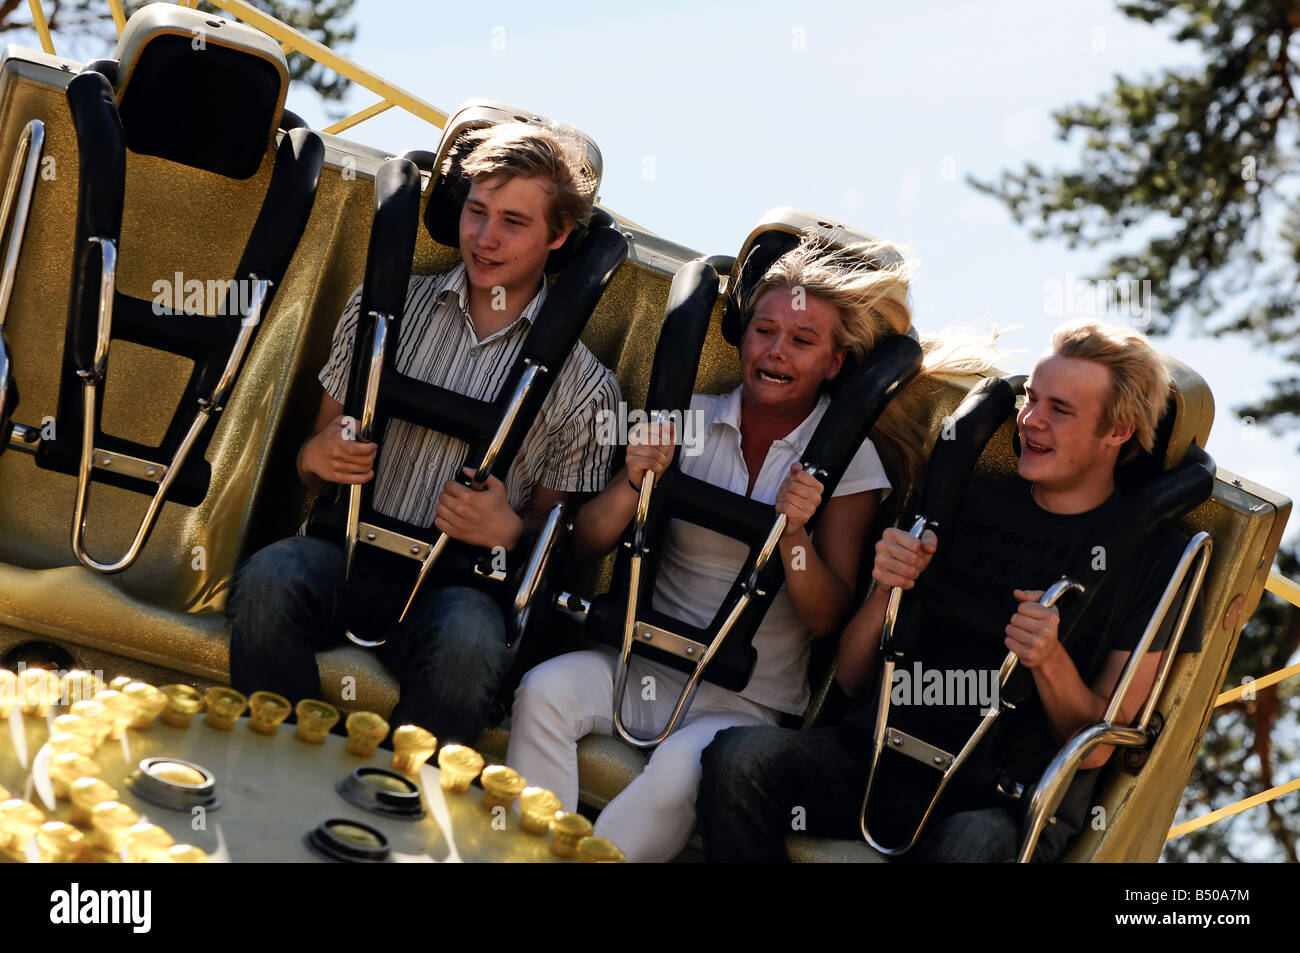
left=740, top=287, right=846, bottom=415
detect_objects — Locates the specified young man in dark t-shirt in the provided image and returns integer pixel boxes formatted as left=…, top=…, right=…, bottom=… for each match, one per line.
left=695, top=319, right=1202, bottom=862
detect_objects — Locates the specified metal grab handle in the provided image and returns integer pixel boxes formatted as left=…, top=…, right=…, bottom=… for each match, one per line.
left=858, top=513, right=946, bottom=854
left=611, top=468, right=659, bottom=747
left=509, top=502, right=568, bottom=648
left=394, top=359, right=549, bottom=625
left=878, top=516, right=931, bottom=657
left=995, top=576, right=1087, bottom=689
left=71, top=267, right=270, bottom=574
left=1016, top=532, right=1211, bottom=863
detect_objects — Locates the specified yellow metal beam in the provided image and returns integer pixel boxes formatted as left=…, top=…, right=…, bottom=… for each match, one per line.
left=204, top=0, right=448, bottom=131
left=1215, top=661, right=1300, bottom=707
left=107, top=0, right=126, bottom=34
left=323, top=99, right=396, bottom=136
left=1266, top=569, right=1300, bottom=608
left=1167, top=775, right=1300, bottom=840
left=26, top=0, right=55, bottom=55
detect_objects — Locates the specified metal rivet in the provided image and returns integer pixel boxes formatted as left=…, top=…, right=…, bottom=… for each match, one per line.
left=145, top=468, right=157, bottom=478
left=366, top=531, right=376, bottom=541
left=891, top=735, right=903, bottom=746
left=933, top=755, right=944, bottom=765
left=410, top=545, right=420, bottom=554
left=100, top=456, right=111, bottom=466
left=684, top=646, right=695, bottom=656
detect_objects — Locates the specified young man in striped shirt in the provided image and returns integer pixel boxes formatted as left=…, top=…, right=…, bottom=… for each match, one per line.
left=228, top=124, right=620, bottom=747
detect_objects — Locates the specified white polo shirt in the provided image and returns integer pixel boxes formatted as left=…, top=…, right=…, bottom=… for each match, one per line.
left=649, top=387, right=891, bottom=715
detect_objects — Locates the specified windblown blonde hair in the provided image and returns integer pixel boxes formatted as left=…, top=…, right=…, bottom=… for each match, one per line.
left=742, top=237, right=996, bottom=490
left=1048, top=319, right=1171, bottom=463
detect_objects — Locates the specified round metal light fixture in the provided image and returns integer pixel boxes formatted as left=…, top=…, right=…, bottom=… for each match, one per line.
left=127, top=757, right=219, bottom=811
left=336, top=766, right=425, bottom=820
left=304, top=818, right=390, bottom=863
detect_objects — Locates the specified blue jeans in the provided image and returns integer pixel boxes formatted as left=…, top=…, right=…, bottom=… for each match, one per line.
left=697, top=725, right=1029, bottom=863
left=227, top=534, right=509, bottom=746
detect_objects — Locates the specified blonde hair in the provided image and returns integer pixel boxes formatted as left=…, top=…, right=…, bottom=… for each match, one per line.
left=742, top=237, right=997, bottom=489
left=1048, top=319, right=1171, bottom=462
left=452, top=123, right=597, bottom=239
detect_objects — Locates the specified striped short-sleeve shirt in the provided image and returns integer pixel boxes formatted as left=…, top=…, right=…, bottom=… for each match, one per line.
left=318, top=265, right=621, bottom=527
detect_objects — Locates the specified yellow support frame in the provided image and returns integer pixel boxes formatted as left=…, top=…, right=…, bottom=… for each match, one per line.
left=323, top=98, right=396, bottom=136
left=1165, top=565, right=1300, bottom=844
left=1168, top=777, right=1300, bottom=840
left=26, top=0, right=55, bottom=55
left=204, top=0, right=449, bottom=131
left=107, top=0, right=126, bottom=34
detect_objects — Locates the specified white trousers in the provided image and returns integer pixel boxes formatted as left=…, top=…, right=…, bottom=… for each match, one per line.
left=506, top=647, right=778, bottom=862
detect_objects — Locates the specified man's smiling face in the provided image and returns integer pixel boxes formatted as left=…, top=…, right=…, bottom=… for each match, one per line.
left=1017, top=353, right=1133, bottom=501
left=458, top=173, right=569, bottom=309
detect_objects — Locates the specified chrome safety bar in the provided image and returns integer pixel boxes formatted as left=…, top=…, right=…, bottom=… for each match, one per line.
left=0, top=119, right=45, bottom=331
left=393, top=358, right=548, bottom=625
left=611, top=459, right=824, bottom=749
left=509, top=502, right=567, bottom=648
left=345, top=352, right=551, bottom=646
left=71, top=268, right=270, bottom=573
left=344, top=311, right=390, bottom=580
left=6, top=421, right=40, bottom=452
left=0, top=333, right=11, bottom=436
left=1016, top=531, right=1211, bottom=862
left=860, top=565, right=1084, bottom=856
left=343, top=310, right=394, bottom=647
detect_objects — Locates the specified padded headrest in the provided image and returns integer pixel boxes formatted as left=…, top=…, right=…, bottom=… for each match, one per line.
left=113, top=4, right=288, bottom=179
left=721, top=207, right=910, bottom=346
left=1011, top=352, right=1215, bottom=484
left=422, top=100, right=605, bottom=275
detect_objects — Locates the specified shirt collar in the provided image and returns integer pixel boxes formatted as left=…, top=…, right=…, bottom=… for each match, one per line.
left=435, top=263, right=549, bottom=345
left=714, top=385, right=832, bottom=451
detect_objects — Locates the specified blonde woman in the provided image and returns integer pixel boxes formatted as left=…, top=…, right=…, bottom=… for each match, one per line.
left=507, top=237, right=941, bottom=861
